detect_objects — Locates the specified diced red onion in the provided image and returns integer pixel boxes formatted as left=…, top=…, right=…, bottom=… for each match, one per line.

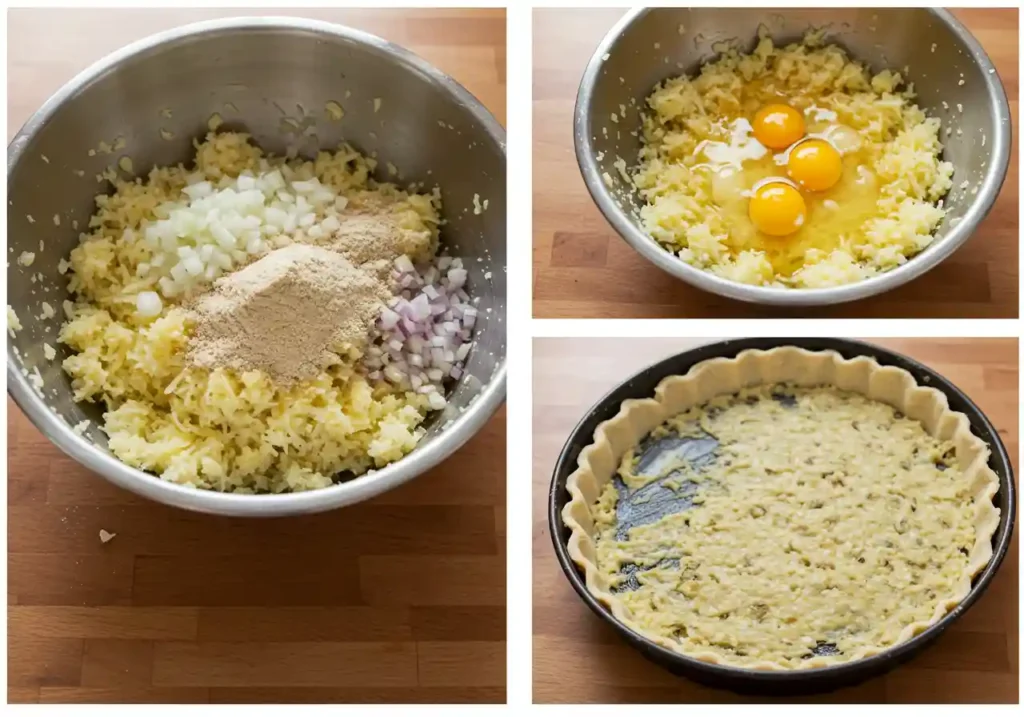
left=448, top=268, right=467, bottom=288
left=395, top=255, right=415, bottom=273
left=379, top=307, right=400, bottom=330
left=410, top=293, right=431, bottom=321
left=364, top=253, right=478, bottom=396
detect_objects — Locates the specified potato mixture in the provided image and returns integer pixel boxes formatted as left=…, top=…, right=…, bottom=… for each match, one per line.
left=592, top=385, right=976, bottom=667
left=58, top=132, right=472, bottom=493
left=632, top=31, right=954, bottom=287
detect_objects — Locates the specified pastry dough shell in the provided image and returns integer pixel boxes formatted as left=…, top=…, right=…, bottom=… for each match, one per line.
left=562, top=346, right=1002, bottom=670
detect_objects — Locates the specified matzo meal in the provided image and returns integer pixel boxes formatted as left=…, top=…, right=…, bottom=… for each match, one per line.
left=630, top=31, right=954, bottom=288
left=562, top=347, right=1000, bottom=669
left=56, top=131, right=478, bottom=493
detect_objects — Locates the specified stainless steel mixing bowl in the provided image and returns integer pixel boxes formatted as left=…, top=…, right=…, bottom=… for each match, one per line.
left=7, top=17, right=506, bottom=516
left=575, top=8, right=1011, bottom=306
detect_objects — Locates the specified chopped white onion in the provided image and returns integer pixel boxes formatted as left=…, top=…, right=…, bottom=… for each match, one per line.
left=428, top=392, right=447, bottom=411
left=135, top=291, right=163, bottom=318
left=129, top=166, right=376, bottom=298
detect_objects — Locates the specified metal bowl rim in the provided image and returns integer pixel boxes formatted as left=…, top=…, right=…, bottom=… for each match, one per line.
left=548, top=337, right=1016, bottom=683
left=7, top=15, right=507, bottom=517
left=573, top=8, right=1012, bottom=307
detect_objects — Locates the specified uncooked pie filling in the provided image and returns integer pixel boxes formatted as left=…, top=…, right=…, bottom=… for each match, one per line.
left=591, top=384, right=976, bottom=667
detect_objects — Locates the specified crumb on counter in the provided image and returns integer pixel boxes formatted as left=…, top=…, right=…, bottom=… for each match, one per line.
left=18, top=251, right=36, bottom=267
left=99, top=529, right=116, bottom=543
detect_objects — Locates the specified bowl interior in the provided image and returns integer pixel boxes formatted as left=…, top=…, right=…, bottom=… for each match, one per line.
left=7, top=20, right=506, bottom=496
left=549, top=337, right=1015, bottom=690
left=579, top=8, right=1009, bottom=290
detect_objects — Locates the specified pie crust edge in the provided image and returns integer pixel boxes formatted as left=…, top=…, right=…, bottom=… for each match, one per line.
left=561, top=346, right=1002, bottom=670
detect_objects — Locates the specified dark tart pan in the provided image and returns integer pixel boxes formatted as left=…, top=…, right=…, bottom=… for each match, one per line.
left=548, top=337, right=1016, bottom=695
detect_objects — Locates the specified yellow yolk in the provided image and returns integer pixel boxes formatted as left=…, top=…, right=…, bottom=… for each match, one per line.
left=787, top=139, right=843, bottom=191
left=748, top=181, right=807, bottom=237
left=752, top=104, right=806, bottom=150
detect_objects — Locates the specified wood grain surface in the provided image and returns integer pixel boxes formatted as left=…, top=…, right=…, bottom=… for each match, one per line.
left=533, top=9, right=1019, bottom=318
left=7, top=8, right=506, bottom=705
left=533, top=338, right=1019, bottom=703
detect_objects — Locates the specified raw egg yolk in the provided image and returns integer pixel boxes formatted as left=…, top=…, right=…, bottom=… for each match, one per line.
left=752, top=104, right=806, bottom=150
left=749, top=181, right=807, bottom=237
left=787, top=139, right=843, bottom=191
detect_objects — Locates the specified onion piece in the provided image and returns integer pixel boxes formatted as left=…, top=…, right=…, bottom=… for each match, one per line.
left=379, top=308, right=400, bottom=330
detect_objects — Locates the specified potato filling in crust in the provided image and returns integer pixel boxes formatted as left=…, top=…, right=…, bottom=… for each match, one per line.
left=592, top=384, right=976, bottom=668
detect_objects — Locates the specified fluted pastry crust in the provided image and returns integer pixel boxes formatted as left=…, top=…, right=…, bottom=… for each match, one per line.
left=562, top=347, right=1001, bottom=670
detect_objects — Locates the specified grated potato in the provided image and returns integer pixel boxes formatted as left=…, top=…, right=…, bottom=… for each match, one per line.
left=59, top=132, right=443, bottom=493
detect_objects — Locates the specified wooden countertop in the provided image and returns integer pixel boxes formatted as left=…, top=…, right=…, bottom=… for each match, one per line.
left=7, top=8, right=506, bottom=705
left=533, top=338, right=1018, bottom=703
left=533, top=9, right=1019, bottom=318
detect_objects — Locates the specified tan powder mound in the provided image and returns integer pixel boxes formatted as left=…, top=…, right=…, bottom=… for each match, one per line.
left=187, top=243, right=389, bottom=384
